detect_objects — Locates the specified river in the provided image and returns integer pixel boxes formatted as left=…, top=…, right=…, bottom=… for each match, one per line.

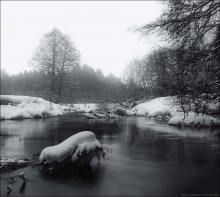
left=0, top=113, right=219, bottom=196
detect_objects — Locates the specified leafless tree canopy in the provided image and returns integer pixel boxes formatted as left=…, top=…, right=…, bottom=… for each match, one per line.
left=31, top=28, right=80, bottom=102
left=124, top=0, right=220, bottom=116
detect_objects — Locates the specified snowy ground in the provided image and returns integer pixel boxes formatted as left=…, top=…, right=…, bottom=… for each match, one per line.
left=61, top=103, right=97, bottom=113
left=168, top=112, right=220, bottom=127
left=127, top=97, right=220, bottom=127
left=0, top=95, right=64, bottom=120
left=127, top=97, right=175, bottom=116
left=1, top=95, right=219, bottom=127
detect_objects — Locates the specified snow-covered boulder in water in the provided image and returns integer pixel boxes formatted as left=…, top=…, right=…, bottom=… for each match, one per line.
left=35, top=131, right=108, bottom=177
left=71, top=139, right=102, bottom=162
left=115, top=107, right=127, bottom=116
left=107, top=113, right=119, bottom=119
left=83, top=113, right=98, bottom=119
left=39, top=131, right=101, bottom=164
left=93, top=113, right=107, bottom=118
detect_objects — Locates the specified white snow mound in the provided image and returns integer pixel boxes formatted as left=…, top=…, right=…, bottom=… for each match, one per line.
left=128, top=97, right=176, bottom=116
left=0, top=95, right=64, bottom=120
left=39, top=131, right=101, bottom=163
left=168, top=112, right=220, bottom=126
left=61, top=103, right=97, bottom=113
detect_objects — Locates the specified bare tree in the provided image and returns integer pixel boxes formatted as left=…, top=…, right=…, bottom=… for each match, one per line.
left=56, top=35, right=80, bottom=103
left=31, top=28, right=80, bottom=103
left=134, top=0, right=220, bottom=117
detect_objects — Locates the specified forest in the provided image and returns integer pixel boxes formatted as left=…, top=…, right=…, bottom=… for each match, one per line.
left=1, top=66, right=123, bottom=104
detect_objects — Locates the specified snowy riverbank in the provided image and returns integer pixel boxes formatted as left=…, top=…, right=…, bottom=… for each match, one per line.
left=1, top=95, right=219, bottom=127
left=0, top=95, right=64, bottom=120
left=127, top=97, right=220, bottom=127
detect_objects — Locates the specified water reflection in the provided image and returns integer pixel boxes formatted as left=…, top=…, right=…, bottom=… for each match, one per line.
left=19, top=182, right=26, bottom=194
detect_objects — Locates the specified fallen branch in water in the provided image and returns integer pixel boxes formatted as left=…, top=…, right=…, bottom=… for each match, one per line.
left=4, top=171, right=30, bottom=196
left=5, top=171, right=29, bottom=183
left=0, top=158, right=32, bottom=172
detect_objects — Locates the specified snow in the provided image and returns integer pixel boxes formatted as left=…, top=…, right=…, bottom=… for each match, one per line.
left=83, top=113, right=98, bottom=119
left=0, top=95, right=64, bottom=120
left=71, top=139, right=101, bottom=162
left=2, top=95, right=218, bottom=127
left=127, top=96, right=220, bottom=127
left=126, top=110, right=136, bottom=116
left=93, top=113, right=107, bottom=118
left=39, top=131, right=101, bottom=163
left=168, top=112, right=220, bottom=126
left=107, top=114, right=120, bottom=119
left=61, top=103, right=97, bottom=113
left=128, top=97, right=176, bottom=117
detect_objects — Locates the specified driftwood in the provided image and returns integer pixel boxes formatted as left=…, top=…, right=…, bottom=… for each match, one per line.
left=0, top=158, right=32, bottom=172
left=4, top=171, right=30, bottom=196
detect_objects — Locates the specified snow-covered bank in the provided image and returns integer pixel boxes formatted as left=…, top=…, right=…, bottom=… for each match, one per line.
left=127, top=96, right=220, bottom=127
left=1, top=95, right=219, bottom=127
left=127, top=97, right=175, bottom=116
left=0, top=95, right=64, bottom=120
left=168, top=112, right=220, bottom=127
left=61, top=103, right=97, bottom=113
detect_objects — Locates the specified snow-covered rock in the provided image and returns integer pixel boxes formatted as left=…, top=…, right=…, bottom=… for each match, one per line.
left=61, top=103, right=97, bottom=113
left=107, top=114, right=119, bottom=119
left=115, top=107, right=127, bottom=116
left=76, top=109, right=86, bottom=113
left=74, top=104, right=97, bottom=113
left=39, top=131, right=101, bottom=164
left=83, top=113, right=98, bottom=119
left=71, top=139, right=102, bottom=162
left=0, top=95, right=64, bottom=120
left=126, top=110, right=137, bottom=116
left=93, top=113, right=107, bottom=118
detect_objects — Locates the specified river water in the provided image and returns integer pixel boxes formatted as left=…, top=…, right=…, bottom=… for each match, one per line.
left=0, top=113, right=219, bottom=196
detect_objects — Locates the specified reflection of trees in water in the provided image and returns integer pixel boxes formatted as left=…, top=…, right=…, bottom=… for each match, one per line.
left=19, top=182, right=26, bottom=194
left=120, top=118, right=219, bottom=165
left=137, top=128, right=157, bottom=144
left=121, top=118, right=158, bottom=145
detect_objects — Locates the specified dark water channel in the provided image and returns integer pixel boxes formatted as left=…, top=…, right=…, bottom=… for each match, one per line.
left=1, top=113, right=219, bottom=196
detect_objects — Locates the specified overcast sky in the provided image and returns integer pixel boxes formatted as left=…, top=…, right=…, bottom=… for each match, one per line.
left=1, top=1, right=165, bottom=77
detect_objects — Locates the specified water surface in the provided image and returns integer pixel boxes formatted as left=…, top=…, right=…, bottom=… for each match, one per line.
left=1, top=113, right=219, bottom=196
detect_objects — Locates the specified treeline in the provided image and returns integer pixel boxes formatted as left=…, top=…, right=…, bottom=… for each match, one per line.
left=0, top=66, right=123, bottom=103
left=1, top=28, right=124, bottom=104
left=123, top=0, right=220, bottom=117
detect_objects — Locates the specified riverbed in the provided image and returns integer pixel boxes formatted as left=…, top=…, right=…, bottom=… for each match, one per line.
left=0, top=113, right=219, bottom=196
